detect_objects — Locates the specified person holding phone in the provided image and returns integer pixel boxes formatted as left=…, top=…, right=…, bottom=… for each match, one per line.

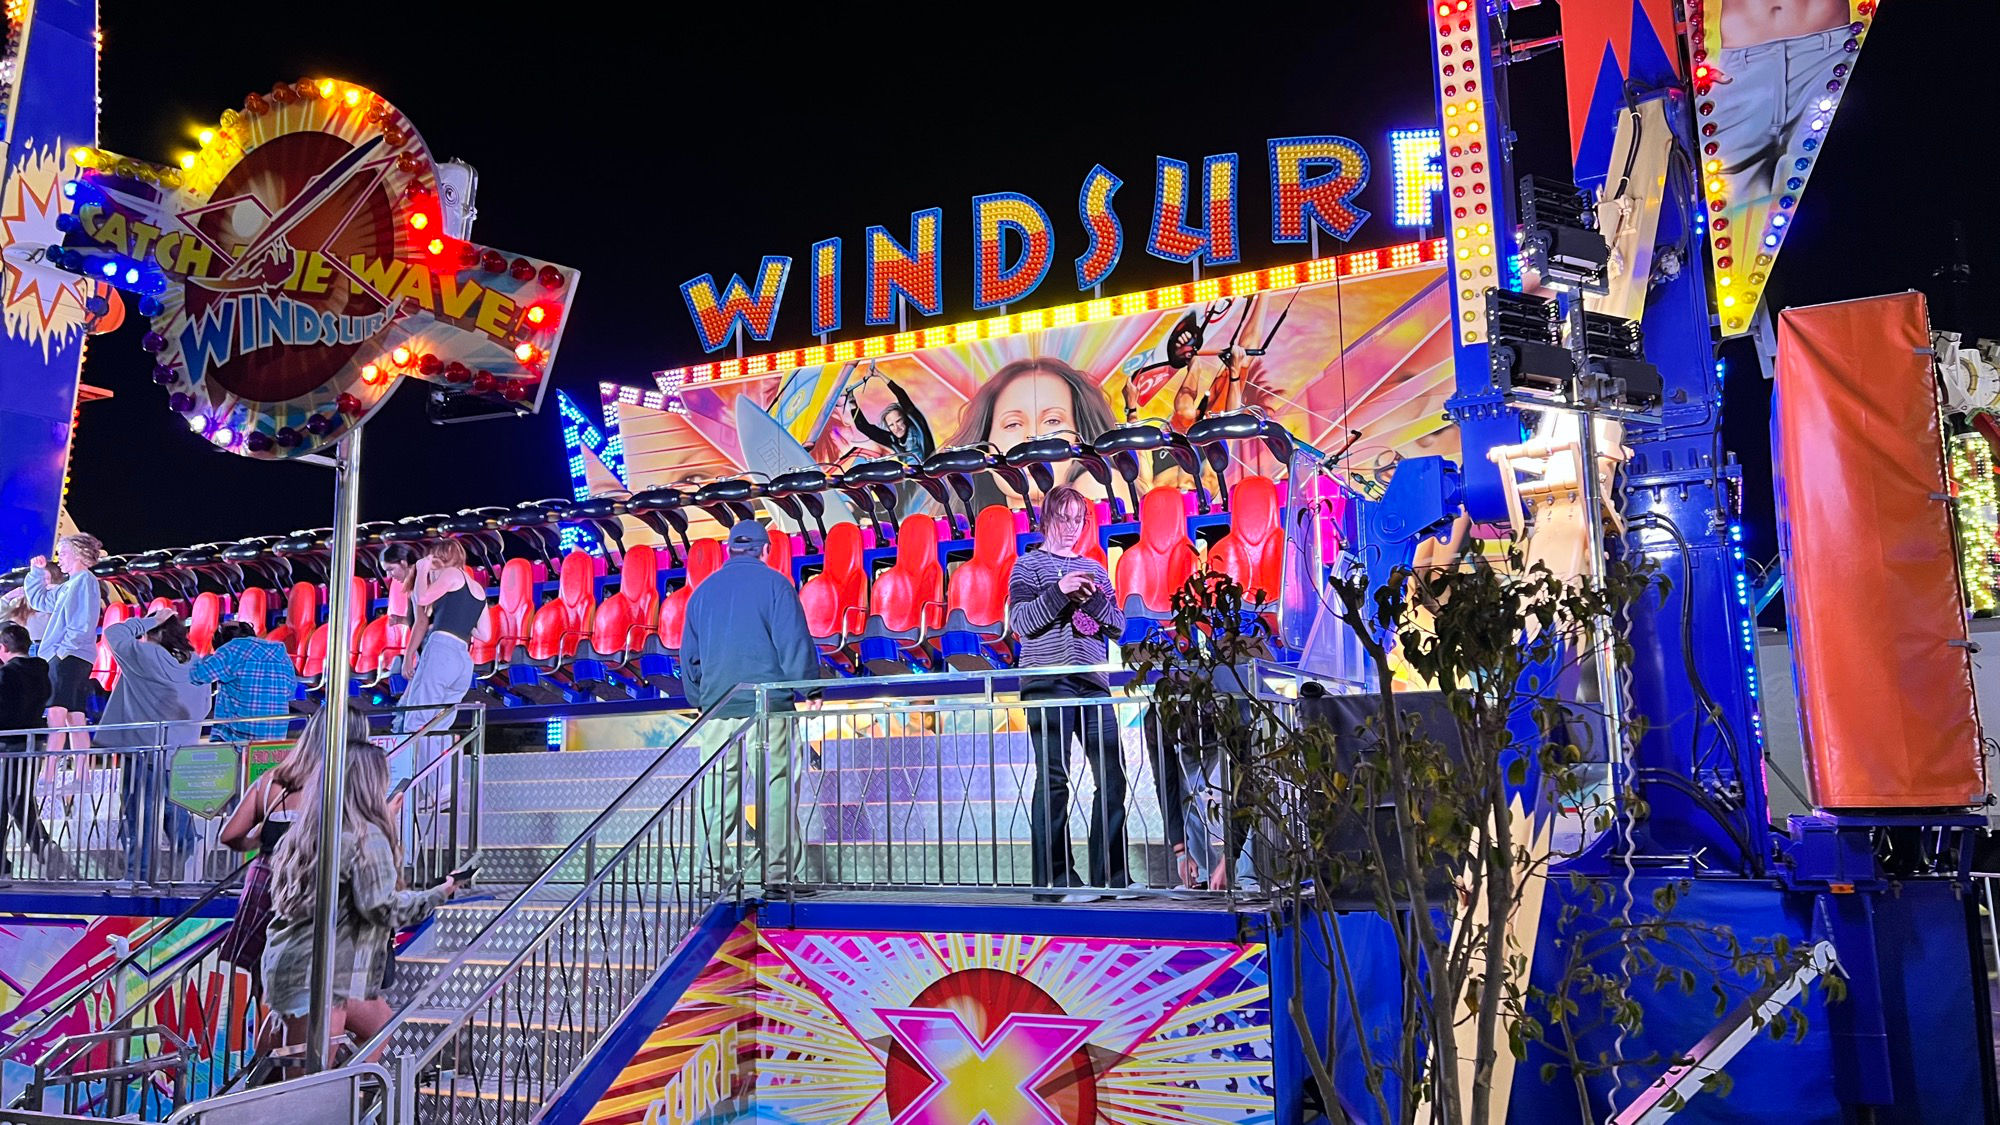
left=1007, top=485, right=1128, bottom=901
left=258, top=738, right=458, bottom=1058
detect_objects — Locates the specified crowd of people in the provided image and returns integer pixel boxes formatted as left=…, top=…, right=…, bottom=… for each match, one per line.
left=2, top=506, right=1249, bottom=905
left=0, top=534, right=488, bottom=888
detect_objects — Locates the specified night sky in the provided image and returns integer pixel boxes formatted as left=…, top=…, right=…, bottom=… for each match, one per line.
left=64, top=1, right=1998, bottom=578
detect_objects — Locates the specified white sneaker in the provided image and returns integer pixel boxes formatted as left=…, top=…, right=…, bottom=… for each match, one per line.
left=1059, top=892, right=1101, bottom=903
left=1108, top=883, right=1148, bottom=900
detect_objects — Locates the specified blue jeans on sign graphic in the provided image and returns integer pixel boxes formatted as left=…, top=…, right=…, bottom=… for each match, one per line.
left=1712, top=28, right=1847, bottom=207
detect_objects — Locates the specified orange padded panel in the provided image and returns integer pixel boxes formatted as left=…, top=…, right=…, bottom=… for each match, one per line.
left=1775, top=293, right=1984, bottom=808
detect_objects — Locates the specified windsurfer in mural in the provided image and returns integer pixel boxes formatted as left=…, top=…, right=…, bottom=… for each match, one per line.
left=1706, top=0, right=1852, bottom=207
left=846, top=365, right=936, bottom=465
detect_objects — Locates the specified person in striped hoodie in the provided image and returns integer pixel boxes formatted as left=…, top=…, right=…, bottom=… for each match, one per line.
left=1008, top=485, right=1128, bottom=901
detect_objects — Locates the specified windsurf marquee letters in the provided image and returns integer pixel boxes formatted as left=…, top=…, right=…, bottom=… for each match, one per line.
left=676, top=134, right=1373, bottom=349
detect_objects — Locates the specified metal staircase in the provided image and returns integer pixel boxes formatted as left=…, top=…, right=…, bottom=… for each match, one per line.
left=362, top=715, right=755, bottom=1125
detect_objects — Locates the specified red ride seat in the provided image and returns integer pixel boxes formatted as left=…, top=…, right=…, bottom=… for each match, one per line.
left=1114, top=486, right=1198, bottom=641
left=610, top=543, right=661, bottom=657
left=1076, top=499, right=1110, bottom=571
left=234, top=587, right=271, bottom=636
left=863, top=514, right=945, bottom=672
left=527, top=551, right=599, bottom=664
left=266, top=581, right=319, bottom=658
left=655, top=539, right=723, bottom=656
left=578, top=544, right=657, bottom=667
left=800, top=522, right=868, bottom=657
left=94, top=603, right=137, bottom=692
left=301, top=578, right=369, bottom=682
left=1209, top=475, right=1285, bottom=608
left=468, top=604, right=504, bottom=671
left=764, top=528, right=795, bottom=579
left=493, top=558, right=536, bottom=665
left=941, top=505, right=1020, bottom=670
left=189, top=593, right=224, bottom=655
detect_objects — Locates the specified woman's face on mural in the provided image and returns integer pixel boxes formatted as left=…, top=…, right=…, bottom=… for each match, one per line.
left=990, top=370, right=1075, bottom=451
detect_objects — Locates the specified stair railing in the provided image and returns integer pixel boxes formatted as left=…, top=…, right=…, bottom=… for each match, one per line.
left=0, top=707, right=481, bottom=1120
left=363, top=708, right=761, bottom=1125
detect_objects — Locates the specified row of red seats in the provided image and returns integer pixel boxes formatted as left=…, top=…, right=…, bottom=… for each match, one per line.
left=83, top=476, right=1286, bottom=696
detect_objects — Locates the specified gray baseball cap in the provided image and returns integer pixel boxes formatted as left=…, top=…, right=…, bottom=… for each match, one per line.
left=726, top=521, right=771, bottom=554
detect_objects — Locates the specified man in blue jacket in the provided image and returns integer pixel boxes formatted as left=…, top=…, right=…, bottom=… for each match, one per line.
left=681, top=520, right=813, bottom=893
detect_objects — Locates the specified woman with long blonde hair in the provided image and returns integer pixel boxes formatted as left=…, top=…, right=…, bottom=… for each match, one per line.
left=257, top=709, right=456, bottom=1054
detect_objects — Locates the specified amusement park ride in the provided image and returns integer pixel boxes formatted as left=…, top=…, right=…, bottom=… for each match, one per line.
left=0, top=0, right=1991, bottom=1123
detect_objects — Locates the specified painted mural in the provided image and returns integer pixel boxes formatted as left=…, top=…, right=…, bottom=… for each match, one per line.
left=0, top=912, right=230, bottom=1095
left=585, top=918, right=1272, bottom=1125
left=602, top=257, right=1453, bottom=545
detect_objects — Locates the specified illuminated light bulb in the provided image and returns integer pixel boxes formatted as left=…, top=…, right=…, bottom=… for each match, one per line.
left=411, top=212, right=429, bottom=230
left=1706, top=178, right=1723, bottom=194
left=526, top=305, right=547, bottom=325
left=1705, top=159, right=1721, bottom=174
left=1764, top=234, right=1779, bottom=247
left=361, top=363, right=381, bottom=384
left=1457, top=247, right=1470, bottom=259
left=344, top=88, right=362, bottom=107
left=514, top=342, right=537, bottom=362
left=1477, top=244, right=1491, bottom=256
left=213, top=426, right=235, bottom=446
left=1475, top=223, right=1489, bottom=235
left=1445, top=105, right=1458, bottom=117
left=180, top=153, right=196, bottom=170
left=427, top=238, right=444, bottom=255
left=1809, top=117, right=1825, bottom=131
left=1771, top=215, right=1786, bottom=228
left=1446, top=125, right=1461, bottom=138
left=1722, top=295, right=1738, bottom=308
left=1817, top=98, right=1833, bottom=111
left=1718, top=275, right=1732, bottom=286
left=1466, top=121, right=1481, bottom=133
left=391, top=346, right=412, bottom=365
left=101, top=262, right=118, bottom=278
left=198, top=128, right=216, bottom=145
left=124, top=267, right=140, bottom=284
left=187, top=414, right=205, bottom=432
left=1455, top=227, right=1467, bottom=238
left=318, top=79, right=336, bottom=98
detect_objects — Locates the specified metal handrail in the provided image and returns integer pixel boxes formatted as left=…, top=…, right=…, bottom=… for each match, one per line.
left=0, top=708, right=484, bottom=1120
left=161, top=1064, right=388, bottom=1125
left=0, top=862, right=252, bottom=1073
left=360, top=709, right=751, bottom=1065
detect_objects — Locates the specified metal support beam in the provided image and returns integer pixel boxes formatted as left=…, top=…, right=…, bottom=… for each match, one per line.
left=307, top=427, right=364, bottom=1072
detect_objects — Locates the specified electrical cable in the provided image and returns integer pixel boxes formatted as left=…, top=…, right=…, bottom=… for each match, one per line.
left=1628, top=509, right=1768, bottom=876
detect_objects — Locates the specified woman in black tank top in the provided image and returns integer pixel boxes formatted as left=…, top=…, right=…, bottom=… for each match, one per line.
left=394, top=541, right=489, bottom=788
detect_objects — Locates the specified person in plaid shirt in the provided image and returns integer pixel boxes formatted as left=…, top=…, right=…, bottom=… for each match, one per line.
left=190, top=622, right=296, bottom=743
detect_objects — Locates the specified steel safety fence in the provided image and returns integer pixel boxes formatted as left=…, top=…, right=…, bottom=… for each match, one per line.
left=365, top=712, right=751, bottom=1125
left=0, top=706, right=481, bottom=1121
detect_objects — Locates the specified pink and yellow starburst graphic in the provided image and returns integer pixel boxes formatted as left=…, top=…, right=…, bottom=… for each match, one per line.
left=0, top=145, right=96, bottom=356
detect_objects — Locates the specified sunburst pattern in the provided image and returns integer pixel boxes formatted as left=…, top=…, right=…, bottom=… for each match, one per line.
left=581, top=919, right=1272, bottom=1125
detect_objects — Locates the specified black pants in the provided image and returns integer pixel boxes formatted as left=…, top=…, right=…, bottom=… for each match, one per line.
left=1023, top=682, right=1129, bottom=889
